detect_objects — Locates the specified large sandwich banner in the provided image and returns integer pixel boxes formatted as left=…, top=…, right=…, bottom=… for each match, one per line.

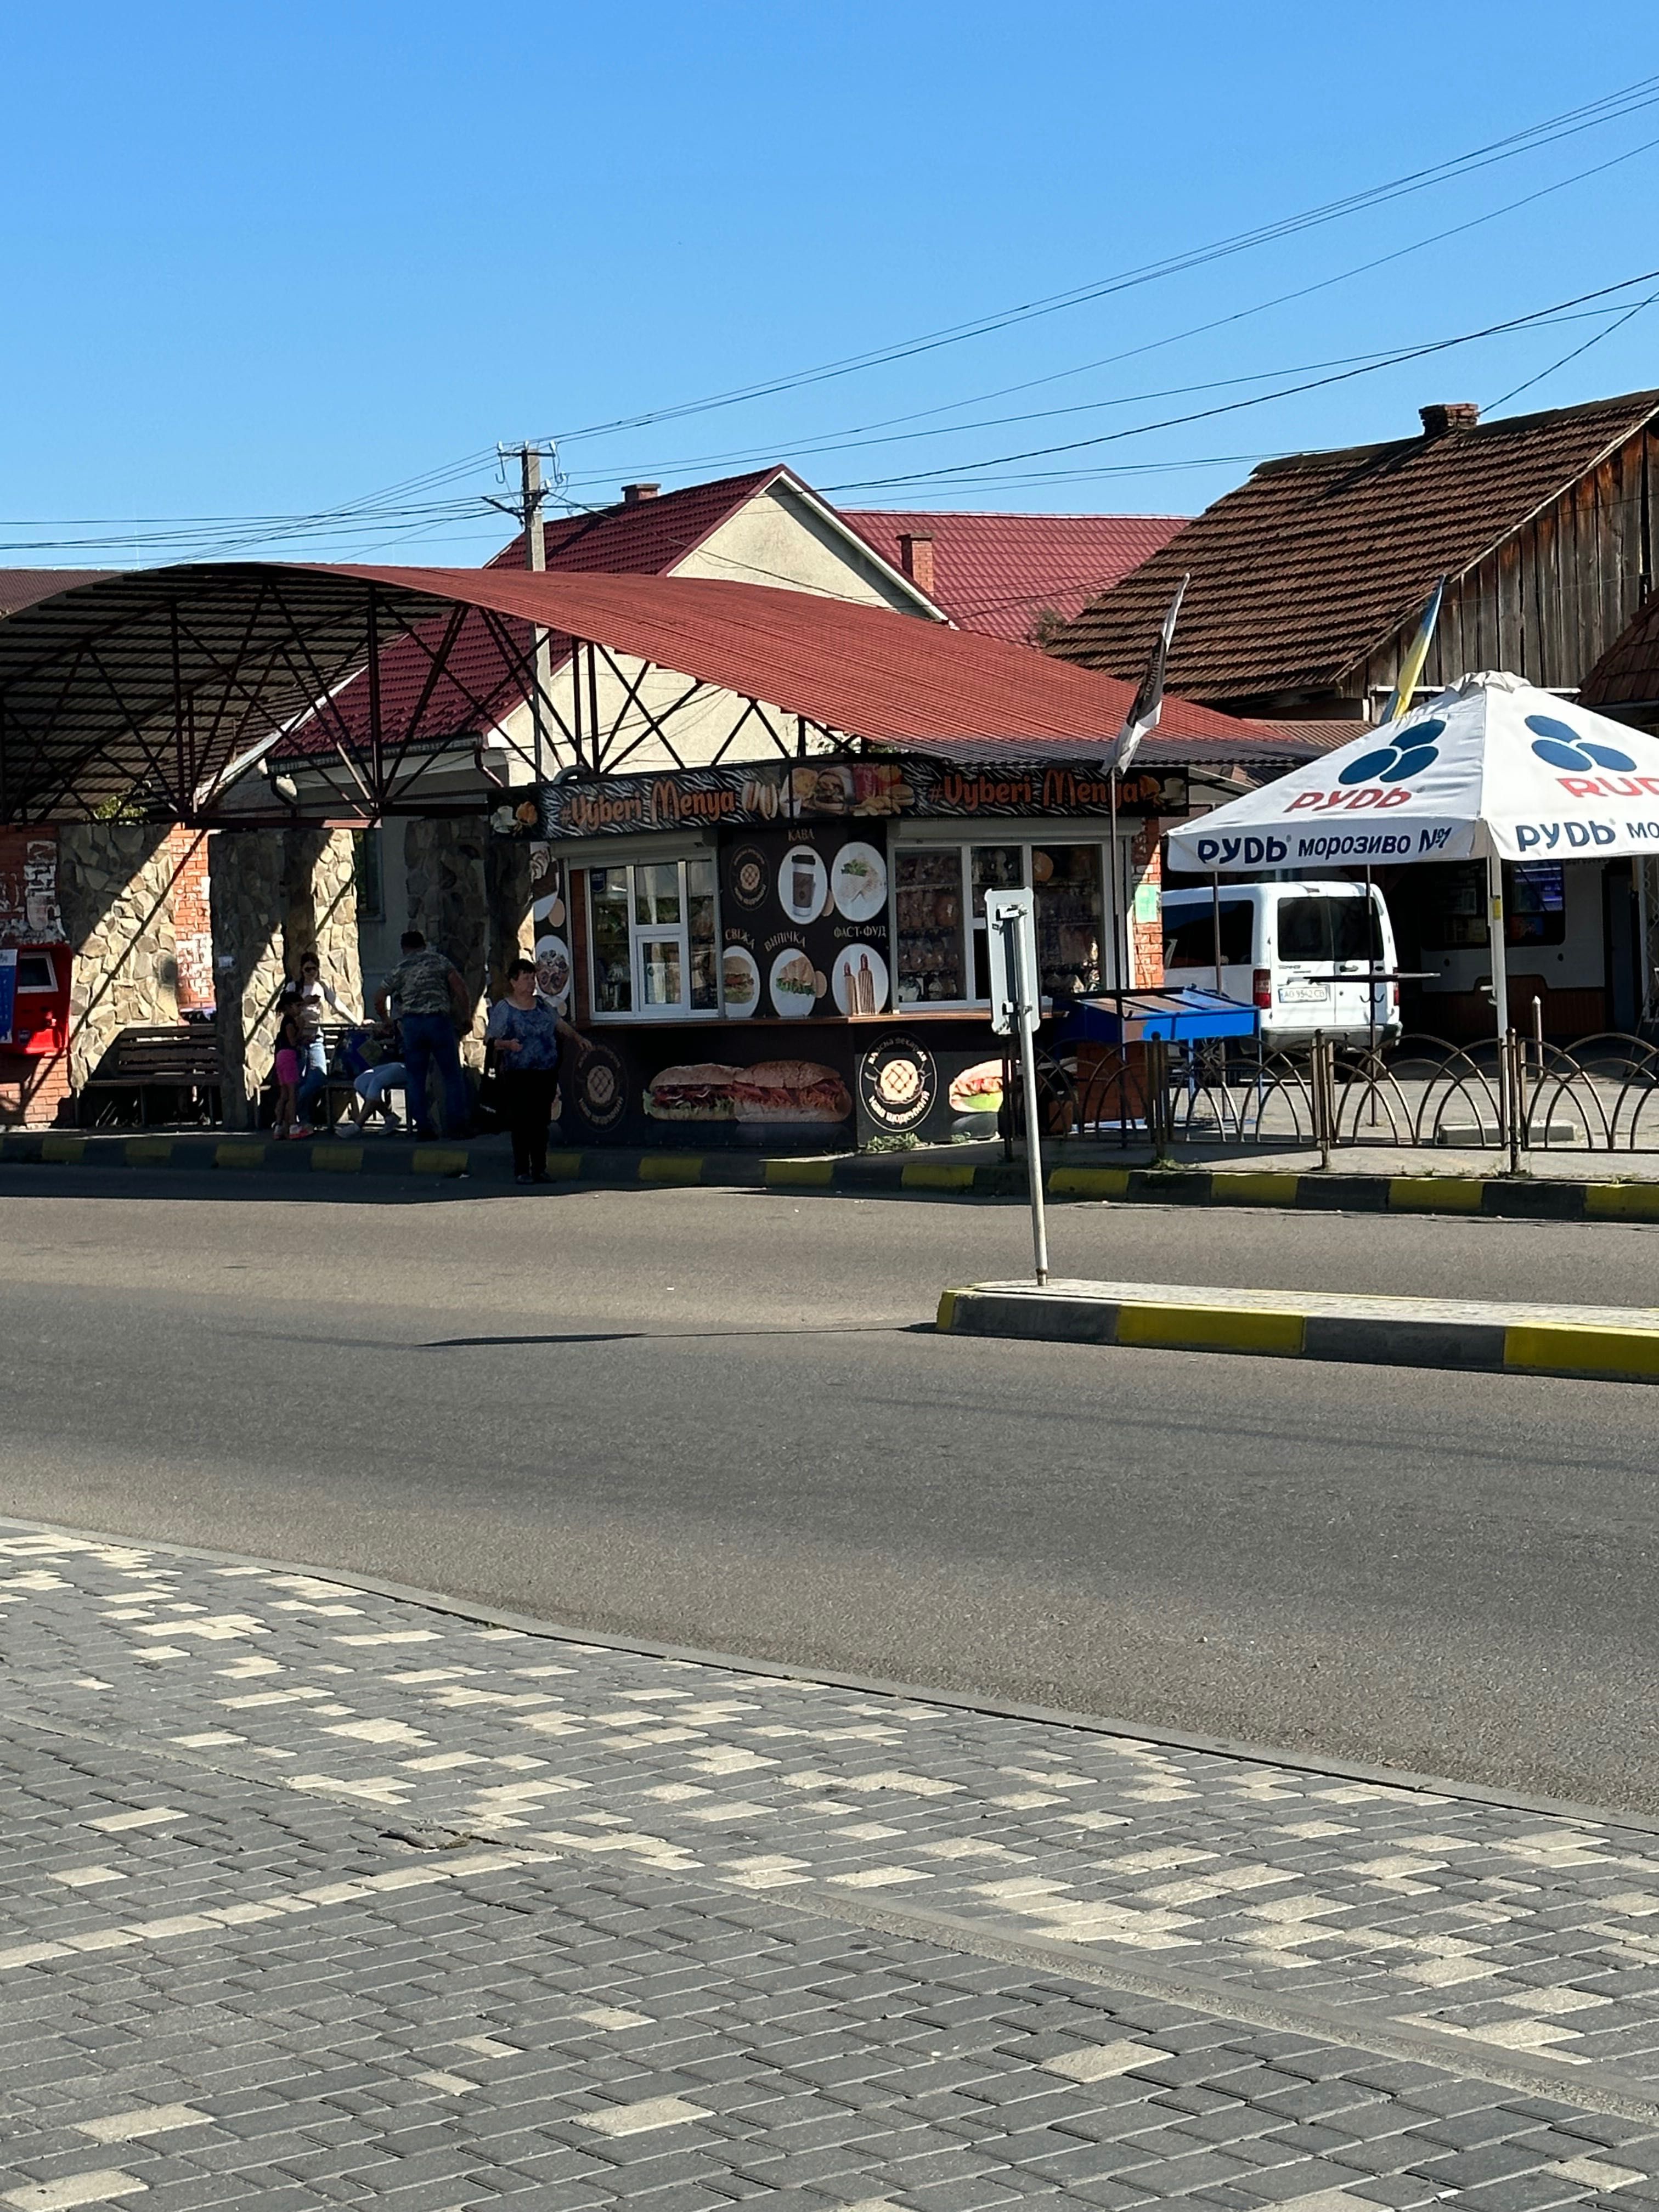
left=1167, top=673, right=1659, bottom=874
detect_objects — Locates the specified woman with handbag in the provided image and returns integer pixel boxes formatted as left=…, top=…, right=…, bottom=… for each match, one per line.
left=483, top=957, right=588, bottom=1183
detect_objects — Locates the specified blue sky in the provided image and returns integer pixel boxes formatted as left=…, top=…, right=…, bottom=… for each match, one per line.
left=3, top=1, right=1657, bottom=563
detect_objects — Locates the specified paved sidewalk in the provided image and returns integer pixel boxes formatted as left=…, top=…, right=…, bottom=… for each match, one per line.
left=7, top=1523, right=1659, bottom=2209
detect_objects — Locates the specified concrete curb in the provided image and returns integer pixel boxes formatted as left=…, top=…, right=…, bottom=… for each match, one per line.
left=5, top=1126, right=1659, bottom=1221
left=937, top=1277, right=1659, bottom=1384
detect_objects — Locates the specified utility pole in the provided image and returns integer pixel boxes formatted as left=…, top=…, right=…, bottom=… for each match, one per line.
left=488, top=443, right=556, bottom=782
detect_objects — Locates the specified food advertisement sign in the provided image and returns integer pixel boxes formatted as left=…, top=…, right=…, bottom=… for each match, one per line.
left=856, top=1034, right=1012, bottom=1149
left=517, top=756, right=1186, bottom=840
left=719, top=822, right=891, bottom=1023
left=559, top=1025, right=857, bottom=1149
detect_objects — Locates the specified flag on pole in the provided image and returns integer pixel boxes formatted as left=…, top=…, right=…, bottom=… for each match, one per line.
left=1378, top=578, right=1446, bottom=727
left=1105, top=574, right=1188, bottom=778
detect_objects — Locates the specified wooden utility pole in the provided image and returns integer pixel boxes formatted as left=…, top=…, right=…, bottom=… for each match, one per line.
left=489, top=444, right=555, bottom=781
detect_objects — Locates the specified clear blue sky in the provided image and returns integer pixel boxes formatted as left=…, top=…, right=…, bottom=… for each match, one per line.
left=3, top=1, right=1657, bottom=564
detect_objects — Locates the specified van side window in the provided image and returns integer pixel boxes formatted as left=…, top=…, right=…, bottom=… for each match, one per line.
left=1277, top=899, right=1331, bottom=962
left=1164, top=902, right=1251, bottom=968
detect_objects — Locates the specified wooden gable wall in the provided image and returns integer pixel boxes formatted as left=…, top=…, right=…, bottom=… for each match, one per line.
left=1348, top=424, right=1657, bottom=706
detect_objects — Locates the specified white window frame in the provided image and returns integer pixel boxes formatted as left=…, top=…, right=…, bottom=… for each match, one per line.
left=889, top=828, right=1138, bottom=1009
left=585, top=854, right=720, bottom=1023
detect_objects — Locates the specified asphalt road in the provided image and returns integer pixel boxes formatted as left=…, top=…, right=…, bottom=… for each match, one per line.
left=2, top=1171, right=1656, bottom=1814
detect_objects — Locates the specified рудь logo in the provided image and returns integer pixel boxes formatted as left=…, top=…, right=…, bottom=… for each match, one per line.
left=1336, top=718, right=1444, bottom=787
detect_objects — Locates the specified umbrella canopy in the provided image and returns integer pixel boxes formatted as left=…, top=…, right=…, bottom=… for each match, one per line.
left=1166, top=670, right=1659, bottom=875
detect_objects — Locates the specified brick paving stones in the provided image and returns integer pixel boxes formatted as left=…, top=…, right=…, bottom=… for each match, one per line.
left=4, top=1519, right=1659, bottom=2207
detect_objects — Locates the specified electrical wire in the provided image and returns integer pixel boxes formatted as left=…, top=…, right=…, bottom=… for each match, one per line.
left=540, top=72, right=1659, bottom=443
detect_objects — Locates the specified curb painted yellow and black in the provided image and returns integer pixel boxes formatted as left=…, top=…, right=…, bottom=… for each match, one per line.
left=936, top=1280, right=1659, bottom=1385
left=3, top=1126, right=1659, bottom=1222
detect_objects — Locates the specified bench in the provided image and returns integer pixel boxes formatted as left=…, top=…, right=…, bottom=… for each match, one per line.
left=77, top=1023, right=223, bottom=1129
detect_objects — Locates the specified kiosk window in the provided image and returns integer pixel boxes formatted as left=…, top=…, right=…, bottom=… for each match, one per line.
left=588, top=857, right=718, bottom=1017
left=15, top=952, right=57, bottom=991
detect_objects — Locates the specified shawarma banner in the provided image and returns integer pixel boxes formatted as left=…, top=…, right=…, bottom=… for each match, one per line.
left=498, top=754, right=1187, bottom=840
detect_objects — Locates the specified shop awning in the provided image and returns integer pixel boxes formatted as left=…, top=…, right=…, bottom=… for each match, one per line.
left=0, top=560, right=1308, bottom=825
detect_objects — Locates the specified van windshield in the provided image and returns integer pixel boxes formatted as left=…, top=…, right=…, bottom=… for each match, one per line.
left=1278, top=896, right=1384, bottom=964
left=1164, top=900, right=1252, bottom=968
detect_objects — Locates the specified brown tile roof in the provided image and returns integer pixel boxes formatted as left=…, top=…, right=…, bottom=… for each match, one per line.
left=1045, top=390, right=1659, bottom=702
left=1581, top=588, right=1659, bottom=712
left=839, top=510, right=1186, bottom=642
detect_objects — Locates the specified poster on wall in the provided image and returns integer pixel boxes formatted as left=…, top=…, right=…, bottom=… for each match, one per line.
left=719, top=822, right=891, bottom=1020
left=0, top=830, right=61, bottom=947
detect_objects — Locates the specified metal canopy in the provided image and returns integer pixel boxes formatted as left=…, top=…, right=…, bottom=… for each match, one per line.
left=0, top=561, right=1306, bottom=826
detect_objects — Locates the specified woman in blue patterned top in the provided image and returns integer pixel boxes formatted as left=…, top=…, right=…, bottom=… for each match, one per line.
left=484, top=957, right=588, bottom=1182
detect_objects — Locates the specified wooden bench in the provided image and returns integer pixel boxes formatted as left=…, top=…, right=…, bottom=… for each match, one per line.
left=77, top=1023, right=223, bottom=1129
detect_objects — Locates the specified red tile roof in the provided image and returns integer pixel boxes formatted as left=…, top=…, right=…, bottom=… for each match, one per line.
left=285, top=470, right=785, bottom=758
left=1046, top=390, right=1659, bottom=702
left=318, top=565, right=1291, bottom=757
left=0, top=569, right=118, bottom=618
left=842, top=510, right=1185, bottom=642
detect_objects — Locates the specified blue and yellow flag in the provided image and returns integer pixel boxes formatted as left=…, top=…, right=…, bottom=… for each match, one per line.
left=1379, top=578, right=1446, bottom=727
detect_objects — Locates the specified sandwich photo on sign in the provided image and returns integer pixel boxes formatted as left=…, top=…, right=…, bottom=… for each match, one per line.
left=731, top=1060, right=851, bottom=1125
left=721, top=945, right=760, bottom=1014
left=769, top=946, right=820, bottom=1015
left=645, top=1064, right=740, bottom=1121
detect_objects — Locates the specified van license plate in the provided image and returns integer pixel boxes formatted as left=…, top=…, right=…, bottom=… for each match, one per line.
left=1279, top=980, right=1327, bottom=1002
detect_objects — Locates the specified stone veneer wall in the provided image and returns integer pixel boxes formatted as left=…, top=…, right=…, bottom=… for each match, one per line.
left=404, top=819, right=490, bottom=1065
left=208, top=827, right=361, bottom=1127
left=58, top=825, right=213, bottom=1092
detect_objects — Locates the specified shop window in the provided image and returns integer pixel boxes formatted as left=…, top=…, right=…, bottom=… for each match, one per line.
left=1506, top=862, right=1566, bottom=947
left=588, top=857, right=718, bottom=1018
left=1164, top=900, right=1252, bottom=969
left=1032, top=845, right=1103, bottom=997
left=1420, top=861, right=1565, bottom=951
left=969, top=846, right=1024, bottom=999
left=897, top=839, right=1120, bottom=1004
left=894, top=848, right=966, bottom=1004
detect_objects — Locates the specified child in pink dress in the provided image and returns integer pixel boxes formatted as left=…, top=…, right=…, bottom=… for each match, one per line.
left=273, top=1014, right=303, bottom=1138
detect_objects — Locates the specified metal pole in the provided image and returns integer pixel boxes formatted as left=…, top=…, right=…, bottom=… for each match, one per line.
left=1486, top=848, right=1511, bottom=1155
left=1108, top=775, right=1124, bottom=991
left=1210, top=870, right=1222, bottom=990
left=1637, top=856, right=1655, bottom=1029
left=1002, top=906, right=1049, bottom=1286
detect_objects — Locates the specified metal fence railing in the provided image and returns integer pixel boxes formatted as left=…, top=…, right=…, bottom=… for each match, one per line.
left=1001, top=1030, right=1659, bottom=1167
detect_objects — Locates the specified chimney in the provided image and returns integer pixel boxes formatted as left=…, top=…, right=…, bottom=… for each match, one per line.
left=621, top=482, right=660, bottom=504
left=1419, top=402, right=1481, bottom=438
left=898, top=531, right=936, bottom=596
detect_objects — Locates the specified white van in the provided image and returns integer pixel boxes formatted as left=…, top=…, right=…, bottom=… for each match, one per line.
left=1160, top=879, right=1401, bottom=1052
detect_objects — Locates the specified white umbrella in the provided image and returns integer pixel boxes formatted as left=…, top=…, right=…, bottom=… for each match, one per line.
left=1166, top=670, right=1659, bottom=1059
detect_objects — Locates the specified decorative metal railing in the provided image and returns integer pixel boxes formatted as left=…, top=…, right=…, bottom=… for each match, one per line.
left=1001, top=1029, right=1659, bottom=1164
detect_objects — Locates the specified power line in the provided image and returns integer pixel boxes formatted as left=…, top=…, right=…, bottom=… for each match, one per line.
left=808, top=266, right=1659, bottom=496
left=541, top=72, right=1659, bottom=444
left=555, top=127, right=1659, bottom=490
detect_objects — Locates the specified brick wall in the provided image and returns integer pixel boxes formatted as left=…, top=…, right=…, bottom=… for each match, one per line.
left=1129, top=820, right=1165, bottom=988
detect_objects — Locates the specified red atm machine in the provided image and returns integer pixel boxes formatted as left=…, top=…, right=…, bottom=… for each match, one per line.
left=0, top=944, right=72, bottom=1056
